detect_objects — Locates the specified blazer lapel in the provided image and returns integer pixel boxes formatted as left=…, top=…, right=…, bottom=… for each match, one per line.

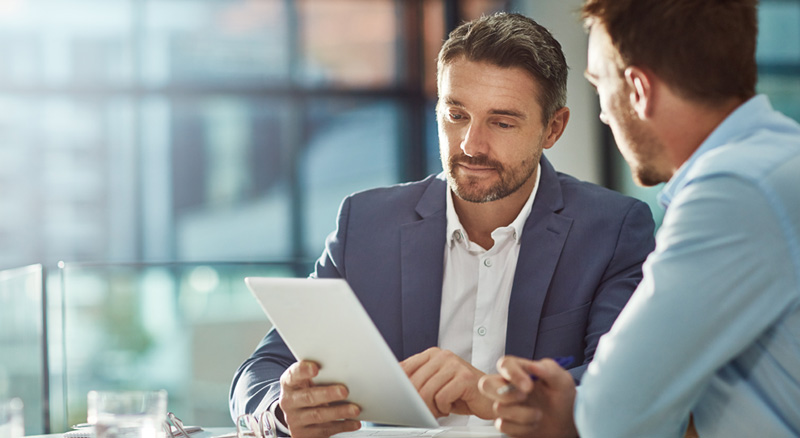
left=400, top=176, right=447, bottom=358
left=505, top=157, right=573, bottom=359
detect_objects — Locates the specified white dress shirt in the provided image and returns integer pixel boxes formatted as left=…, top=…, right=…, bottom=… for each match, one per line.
left=437, top=164, right=540, bottom=426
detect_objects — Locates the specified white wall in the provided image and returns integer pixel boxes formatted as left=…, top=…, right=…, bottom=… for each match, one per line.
left=519, top=1, right=602, bottom=184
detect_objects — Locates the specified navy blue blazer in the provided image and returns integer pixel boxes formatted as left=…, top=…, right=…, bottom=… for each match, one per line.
left=230, top=156, right=656, bottom=419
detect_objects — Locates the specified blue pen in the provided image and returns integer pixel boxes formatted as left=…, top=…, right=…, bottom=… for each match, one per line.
left=496, top=356, right=574, bottom=395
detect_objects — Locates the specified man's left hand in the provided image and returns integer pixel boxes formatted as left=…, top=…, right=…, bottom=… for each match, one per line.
left=401, top=347, right=494, bottom=419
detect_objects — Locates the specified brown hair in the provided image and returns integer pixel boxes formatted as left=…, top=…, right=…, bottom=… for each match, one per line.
left=581, top=0, right=757, bottom=103
left=437, top=12, right=568, bottom=124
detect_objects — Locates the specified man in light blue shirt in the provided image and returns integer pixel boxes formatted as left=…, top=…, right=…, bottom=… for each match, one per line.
left=478, top=0, right=800, bottom=437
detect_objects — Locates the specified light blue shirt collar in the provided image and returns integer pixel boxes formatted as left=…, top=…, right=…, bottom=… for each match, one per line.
left=658, top=94, right=772, bottom=209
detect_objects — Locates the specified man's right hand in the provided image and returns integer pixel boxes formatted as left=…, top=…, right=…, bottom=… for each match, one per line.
left=278, top=360, right=362, bottom=438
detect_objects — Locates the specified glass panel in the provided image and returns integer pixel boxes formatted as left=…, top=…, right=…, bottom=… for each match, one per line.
left=758, top=75, right=800, bottom=122
left=141, top=0, right=289, bottom=86
left=298, top=0, right=398, bottom=87
left=0, top=0, right=134, bottom=87
left=57, top=262, right=310, bottom=433
left=0, top=264, right=47, bottom=435
left=757, top=2, right=800, bottom=64
left=161, top=97, right=293, bottom=261
left=302, top=99, right=399, bottom=256
left=0, top=95, right=136, bottom=268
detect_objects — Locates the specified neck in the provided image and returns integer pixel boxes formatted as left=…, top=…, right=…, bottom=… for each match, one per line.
left=452, top=169, right=536, bottom=250
left=661, top=96, right=745, bottom=172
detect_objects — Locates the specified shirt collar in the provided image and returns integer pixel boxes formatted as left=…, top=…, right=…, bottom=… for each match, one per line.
left=658, top=94, right=771, bottom=209
left=446, top=163, right=541, bottom=249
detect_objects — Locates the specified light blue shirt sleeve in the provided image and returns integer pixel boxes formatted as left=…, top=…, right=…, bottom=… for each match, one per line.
left=574, top=175, right=800, bottom=438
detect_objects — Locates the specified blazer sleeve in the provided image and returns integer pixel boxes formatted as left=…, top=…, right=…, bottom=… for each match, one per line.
left=229, top=197, right=352, bottom=420
left=570, top=199, right=655, bottom=381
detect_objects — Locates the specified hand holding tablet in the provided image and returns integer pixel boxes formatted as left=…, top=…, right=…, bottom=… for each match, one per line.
left=245, top=277, right=439, bottom=429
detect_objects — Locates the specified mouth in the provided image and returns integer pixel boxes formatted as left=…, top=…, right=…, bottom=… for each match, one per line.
left=457, top=162, right=496, bottom=173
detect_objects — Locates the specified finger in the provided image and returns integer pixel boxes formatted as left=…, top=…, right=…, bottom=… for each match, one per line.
left=282, top=361, right=320, bottom=388
left=294, top=403, right=361, bottom=427
left=525, top=359, right=574, bottom=389
left=494, top=415, right=542, bottom=438
left=429, top=373, right=460, bottom=416
left=281, top=384, right=349, bottom=411
left=496, top=356, right=537, bottom=393
left=291, top=419, right=361, bottom=438
left=400, top=347, right=436, bottom=376
left=479, top=374, right=523, bottom=402
left=493, top=401, right=543, bottom=425
left=406, top=353, right=441, bottom=390
left=413, top=366, right=446, bottom=418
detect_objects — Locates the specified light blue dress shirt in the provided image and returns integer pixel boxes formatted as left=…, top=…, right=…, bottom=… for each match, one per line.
left=575, top=95, right=800, bottom=437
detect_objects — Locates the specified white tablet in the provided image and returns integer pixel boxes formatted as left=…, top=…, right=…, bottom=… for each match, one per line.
left=245, top=277, right=439, bottom=428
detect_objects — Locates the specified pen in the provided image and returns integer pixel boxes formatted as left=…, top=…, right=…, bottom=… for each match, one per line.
left=496, top=356, right=574, bottom=395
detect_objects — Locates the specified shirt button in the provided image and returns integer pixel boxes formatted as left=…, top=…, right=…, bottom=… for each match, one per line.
left=477, top=326, right=487, bottom=336
left=483, top=258, right=492, bottom=267
left=454, top=230, right=463, bottom=242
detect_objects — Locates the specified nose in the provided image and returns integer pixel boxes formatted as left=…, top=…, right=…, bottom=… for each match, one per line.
left=460, top=122, right=488, bottom=157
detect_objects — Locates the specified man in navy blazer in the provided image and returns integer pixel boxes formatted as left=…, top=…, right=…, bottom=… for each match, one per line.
left=230, top=12, right=655, bottom=438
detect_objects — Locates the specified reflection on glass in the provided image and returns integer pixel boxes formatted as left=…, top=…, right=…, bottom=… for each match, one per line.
left=56, top=262, right=310, bottom=433
left=757, top=2, right=800, bottom=64
left=298, top=0, right=397, bottom=87
left=302, top=99, right=398, bottom=255
left=0, top=264, right=46, bottom=435
left=757, top=75, right=800, bottom=122
left=141, top=0, right=290, bottom=86
left=165, top=97, right=293, bottom=262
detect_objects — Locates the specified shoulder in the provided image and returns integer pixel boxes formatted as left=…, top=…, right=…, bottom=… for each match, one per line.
left=687, top=124, right=800, bottom=189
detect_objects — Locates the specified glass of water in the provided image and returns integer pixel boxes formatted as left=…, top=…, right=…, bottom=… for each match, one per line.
left=0, top=398, right=24, bottom=438
left=88, top=390, right=168, bottom=438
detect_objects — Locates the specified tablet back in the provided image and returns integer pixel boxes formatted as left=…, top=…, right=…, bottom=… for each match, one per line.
left=245, top=277, right=439, bottom=428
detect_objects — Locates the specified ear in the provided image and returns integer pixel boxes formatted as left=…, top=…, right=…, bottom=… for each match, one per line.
left=624, top=66, right=653, bottom=119
left=542, top=107, right=570, bottom=150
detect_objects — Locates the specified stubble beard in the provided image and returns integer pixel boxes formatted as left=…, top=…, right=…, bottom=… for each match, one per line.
left=444, top=149, right=541, bottom=203
left=613, top=97, right=671, bottom=187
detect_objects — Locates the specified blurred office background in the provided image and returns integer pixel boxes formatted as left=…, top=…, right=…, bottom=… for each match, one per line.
left=0, top=0, right=798, bottom=434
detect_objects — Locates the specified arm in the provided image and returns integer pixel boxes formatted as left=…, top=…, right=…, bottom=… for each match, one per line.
left=571, top=199, right=655, bottom=381
left=576, top=177, right=797, bottom=437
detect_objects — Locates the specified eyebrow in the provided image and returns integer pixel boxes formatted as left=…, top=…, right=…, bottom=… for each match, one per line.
left=583, top=70, right=599, bottom=83
left=442, top=97, right=527, bottom=120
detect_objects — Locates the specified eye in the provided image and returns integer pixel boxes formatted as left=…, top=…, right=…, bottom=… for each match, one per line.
left=497, top=122, right=513, bottom=129
left=448, top=112, right=464, bottom=121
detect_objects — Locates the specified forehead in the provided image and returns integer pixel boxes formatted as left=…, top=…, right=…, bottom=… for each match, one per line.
left=587, top=23, right=621, bottom=78
left=439, top=57, right=542, bottom=117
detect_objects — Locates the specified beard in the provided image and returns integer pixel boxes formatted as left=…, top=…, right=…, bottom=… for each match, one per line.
left=612, top=97, right=671, bottom=187
left=444, top=147, right=541, bottom=204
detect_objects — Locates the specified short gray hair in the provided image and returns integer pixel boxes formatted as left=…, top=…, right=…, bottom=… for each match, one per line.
left=437, top=12, right=568, bottom=124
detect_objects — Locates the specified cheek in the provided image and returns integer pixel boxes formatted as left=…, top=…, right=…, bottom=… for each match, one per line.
left=438, top=123, right=462, bottom=151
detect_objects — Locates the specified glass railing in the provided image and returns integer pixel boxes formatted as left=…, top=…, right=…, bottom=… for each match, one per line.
left=0, top=264, right=49, bottom=435
left=50, top=261, right=312, bottom=433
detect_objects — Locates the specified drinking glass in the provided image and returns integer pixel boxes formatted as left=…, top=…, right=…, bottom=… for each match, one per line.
left=88, top=390, right=168, bottom=438
left=0, top=398, right=24, bottom=438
